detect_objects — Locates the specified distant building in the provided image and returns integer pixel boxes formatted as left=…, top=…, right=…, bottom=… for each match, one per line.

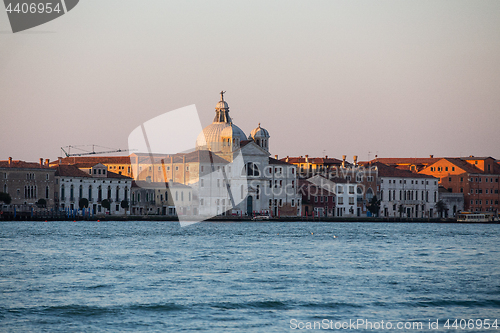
left=54, top=164, right=132, bottom=216
left=438, top=187, right=464, bottom=218
left=299, top=178, right=336, bottom=217
left=0, top=157, right=56, bottom=211
left=373, top=162, right=439, bottom=218
left=130, top=181, right=193, bottom=216
left=418, top=156, right=500, bottom=213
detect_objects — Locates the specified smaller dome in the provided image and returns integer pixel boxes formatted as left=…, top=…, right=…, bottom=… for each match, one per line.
left=216, top=100, right=229, bottom=110
left=250, top=123, right=270, bottom=139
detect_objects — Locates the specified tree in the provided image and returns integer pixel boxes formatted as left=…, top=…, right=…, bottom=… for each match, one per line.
left=0, top=192, right=12, bottom=205
left=79, top=198, right=89, bottom=210
left=435, top=200, right=447, bottom=218
left=367, top=195, right=381, bottom=217
left=36, top=199, right=47, bottom=208
left=120, top=200, right=129, bottom=209
left=101, top=199, right=111, bottom=213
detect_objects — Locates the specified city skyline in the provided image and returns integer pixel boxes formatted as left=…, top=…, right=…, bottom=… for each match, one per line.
left=1, top=1, right=499, bottom=162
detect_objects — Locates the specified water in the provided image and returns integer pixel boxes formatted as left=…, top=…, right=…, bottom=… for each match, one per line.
left=1, top=222, right=499, bottom=332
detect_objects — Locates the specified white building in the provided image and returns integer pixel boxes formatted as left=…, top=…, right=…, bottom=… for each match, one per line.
left=55, top=164, right=132, bottom=216
left=194, top=91, right=302, bottom=217
left=374, top=162, right=439, bottom=218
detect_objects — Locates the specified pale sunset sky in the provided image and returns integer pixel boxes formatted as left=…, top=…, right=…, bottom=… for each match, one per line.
left=1, top=1, right=499, bottom=162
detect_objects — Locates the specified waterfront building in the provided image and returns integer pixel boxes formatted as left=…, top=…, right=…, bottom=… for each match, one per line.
left=298, top=178, right=336, bottom=217
left=281, top=155, right=344, bottom=178
left=130, top=180, right=192, bottom=216
left=54, top=164, right=132, bottom=216
left=438, top=187, right=465, bottom=218
left=51, top=156, right=132, bottom=177
left=373, top=162, right=439, bottom=218
left=193, top=91, right=302, bottom=217
left=418, top=156, right=500, bottom=213
left=370, top=156, right=440, bottom=172
left=0, top=157, right=56, bottom=211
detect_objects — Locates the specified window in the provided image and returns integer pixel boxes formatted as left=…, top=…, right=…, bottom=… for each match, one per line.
left=200, top=198, right=204, bottom=206
left=452, top=167, right=455, bottom=171
left=201, top=179, right=204, bottom=187
left=291, top=199, right=295, bottom=207
left=243, top=163, right=260, bottom=177
left=367, top=176, right=374, bottom=182
left=349, top=186, right=355, bottom=194
left=445, top=167, right=448, bottom=171
left=175, top=166, right=179, bottom=171
left=449, top=177, right=452, bottom=182
left=315, top=196, right=318, bottom=203
left=338, top=197, right=344, bottom=205
left=349, top=197, right=355, bottom=205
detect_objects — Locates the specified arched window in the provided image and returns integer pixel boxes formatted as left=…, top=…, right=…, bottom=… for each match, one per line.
left=79, top=185, right=83, bottom=199
left=116, top=187, right=120, bottom=201
left=61, top=185, right=65, bottom=200
left=46, top=186, right=50, bottom=199
left=242, top=162, right=260, bottom=177
left=70, top=185, right=74, bottom=201
left=107, top=186, right=112, bottom=199
left=366, top=188, right=374, bottom=201
left=165, top=191, right=168, bottom=201
left=88, top=186, right=93, bottom=201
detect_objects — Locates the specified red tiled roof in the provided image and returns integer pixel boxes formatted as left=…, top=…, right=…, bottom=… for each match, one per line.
left=0, top=160, right=52, bottom=169
left=269, top=157, right=293, bottom=165
left=370, top=157, right=440, bottom=166
left=53, top=165, right=92, bottom=177
left=106, top=171, right=133, bottom=180
left=281, top=156, right=344, bottom=165
left=371, top=162, right=437, bottom=179
left=50, top=156, right=131, bottom=166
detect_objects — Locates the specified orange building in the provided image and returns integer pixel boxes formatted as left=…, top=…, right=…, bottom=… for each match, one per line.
left=418, top=157, right=500, bottom=213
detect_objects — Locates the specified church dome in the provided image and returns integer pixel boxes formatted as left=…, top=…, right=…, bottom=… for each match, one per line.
left=221, top=123, right=246, bottom=139
left=195, top=91, right=246, bottom=151
left=249, top=123, right=270, bottom=139
left=196, top=123, right=246, bottom=150
left=216, top=100, right=229, bottom=110
left=249, top=123, right=270, bottom=152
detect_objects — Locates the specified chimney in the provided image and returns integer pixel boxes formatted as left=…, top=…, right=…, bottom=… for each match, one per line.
left=8, top=157, right=12, bottom=166
left=305, top=154, right=309, bottom=163
left=275, top=154, right=278, bottom=159
left=40, top=158, right=43, bottom=167
left=45, top=159, right=50, bottom=166
left=58, top=157, right=62, bottom=165
left=430, top=155, right=434, bottom=158
left=353, top=155, right=358, bottom=166
left=325, top=155, right=328, bottom=159
left=342, top=155, right=346, bottom=168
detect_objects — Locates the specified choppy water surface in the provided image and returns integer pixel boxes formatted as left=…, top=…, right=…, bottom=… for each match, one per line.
left=1, top=222, right=499, bottom=332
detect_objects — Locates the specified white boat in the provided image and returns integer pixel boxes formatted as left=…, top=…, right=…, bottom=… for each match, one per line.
left=456, top=212, right=499, bottom=223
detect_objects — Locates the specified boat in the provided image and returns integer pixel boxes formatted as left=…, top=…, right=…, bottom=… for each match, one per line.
left=252, top=214, right=270, bottom=221
left=456, top=212, right=499, bottom=223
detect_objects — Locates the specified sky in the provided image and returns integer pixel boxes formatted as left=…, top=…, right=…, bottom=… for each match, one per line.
left=1, top=0, right=499, bottom=163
